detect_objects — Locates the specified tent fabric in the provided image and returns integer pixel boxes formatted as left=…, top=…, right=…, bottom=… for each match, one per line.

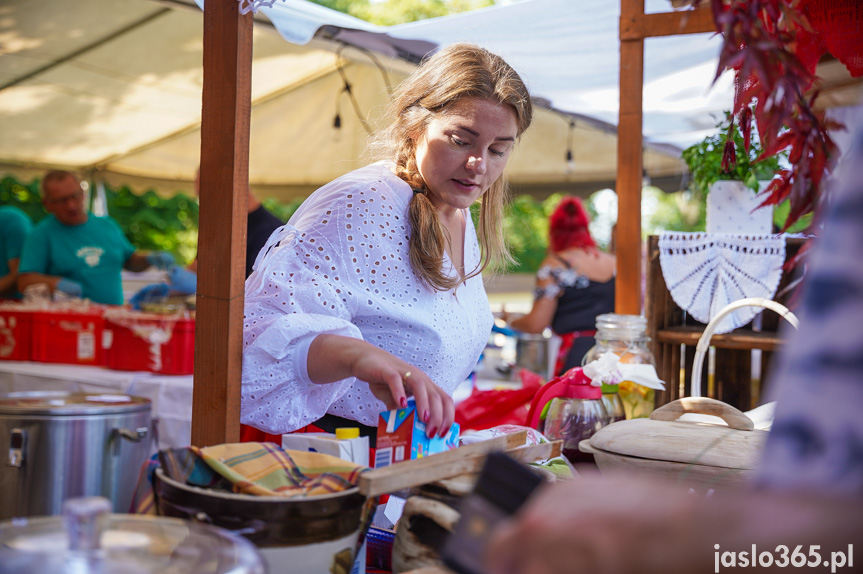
left=0, top=0, right=697, bottom=200
left=206, top=0, right=862, bottom=157
left=1, top=0, right=859, bottom=200
left=250, top=0, right=734, bottom=149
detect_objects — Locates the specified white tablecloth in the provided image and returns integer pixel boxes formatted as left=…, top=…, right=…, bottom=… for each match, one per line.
left=0, top=361, right=192, bottom=452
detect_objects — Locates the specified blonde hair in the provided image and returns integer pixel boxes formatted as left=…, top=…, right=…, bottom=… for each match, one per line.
left=371, top=43, right=533, bottom=291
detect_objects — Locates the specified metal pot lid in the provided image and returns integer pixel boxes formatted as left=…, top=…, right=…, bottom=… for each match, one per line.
left=0, top=497, right=265, bottom=574
left=0, top=391, right=150, bottom=416
left=588, top=397, right=768, bottom=470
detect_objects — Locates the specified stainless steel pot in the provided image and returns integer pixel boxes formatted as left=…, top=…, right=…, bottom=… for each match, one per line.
left=516, top=333, right=550, bottom=379
left=0, top=391, right=152, bottom=520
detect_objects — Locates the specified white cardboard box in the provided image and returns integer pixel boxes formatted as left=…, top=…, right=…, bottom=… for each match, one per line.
left=281, top=432, right=370, bottom=467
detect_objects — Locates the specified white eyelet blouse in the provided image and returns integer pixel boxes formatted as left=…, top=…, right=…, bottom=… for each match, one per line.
left=241, top=161, right=493, bottom=432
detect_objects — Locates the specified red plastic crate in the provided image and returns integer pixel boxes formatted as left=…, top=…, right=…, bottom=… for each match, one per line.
left=0, top=308, right=34, bottom=361
left=104, top=314, right=194, bottom=375
left=31, top=309, right=105, bottom=366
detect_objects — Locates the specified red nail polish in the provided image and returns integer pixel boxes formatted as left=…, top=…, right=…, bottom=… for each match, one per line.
left=400, top=397, right=407, bottom=408
left=428, top=427, right=437, bottom=437
left=423, top=410, right=430, bottom=423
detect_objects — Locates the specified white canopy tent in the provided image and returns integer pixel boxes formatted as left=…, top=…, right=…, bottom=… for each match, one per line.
left=254, top=0, right=860, bottom=149
left=255, top=0, right=735, bottom=148
left=3, top=0, right=858, bottom=201
left=0, top=0, right=721, bottom=201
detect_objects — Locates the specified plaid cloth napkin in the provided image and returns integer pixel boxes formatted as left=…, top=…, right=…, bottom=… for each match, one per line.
left=196, top=442, right=366, bottom=497
left=131, top=442, right=368, bottom=515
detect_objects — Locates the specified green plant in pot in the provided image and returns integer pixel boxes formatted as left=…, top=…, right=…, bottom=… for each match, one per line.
left=682, top=111, right=782, bottom=196
left=682, top=112, right=783, bottom=233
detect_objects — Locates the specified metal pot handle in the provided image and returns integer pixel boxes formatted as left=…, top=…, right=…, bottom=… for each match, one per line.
left=114, top=427, right=149, bottom=442
left=6, top=428, right=26, bottom=468
left=111, top=426, right=149, bottom=456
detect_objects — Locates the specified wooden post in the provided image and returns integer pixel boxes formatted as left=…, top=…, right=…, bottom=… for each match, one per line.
left=192, top=0, right=253, bottom=447
left=616, top=1, right=715, bottom=315
left=616, top=0, right=645, bottom=315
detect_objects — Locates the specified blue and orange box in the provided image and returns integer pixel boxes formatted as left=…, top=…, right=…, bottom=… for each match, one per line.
left=374, top=398, right=459, bottom=468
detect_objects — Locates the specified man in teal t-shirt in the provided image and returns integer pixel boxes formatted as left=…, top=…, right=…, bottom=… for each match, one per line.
left=18, top=170, right=175, bottom=306
left=0, top=206, right=33, bottom=298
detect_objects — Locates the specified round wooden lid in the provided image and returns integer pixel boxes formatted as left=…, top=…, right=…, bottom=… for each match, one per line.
left=589, top=397, right=768, bottom=470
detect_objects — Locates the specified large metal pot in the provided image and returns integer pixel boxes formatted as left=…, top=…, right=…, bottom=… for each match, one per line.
left=516, top=333, right=551, bottom=379
left=0, top=391, right=152, bottom=520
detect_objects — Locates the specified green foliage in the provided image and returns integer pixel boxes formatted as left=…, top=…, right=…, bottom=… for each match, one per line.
left=261, top=197, right=303, bottom=223
left=499, top=194, right=555, bottom=273
left=0, top=176, right=45, bottom=223
left=772, top=199, right=813, bottom=234
left=106, top=187, right=199, bottom=266
left=682, top=112, right=782, bottom=197
left=642, top=186, right=706, bottom=235
left=308, top=0, right=494, bottom=25
left=307, top=0, right=355, bottom=14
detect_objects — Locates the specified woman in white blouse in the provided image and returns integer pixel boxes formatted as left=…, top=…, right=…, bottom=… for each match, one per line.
left=241, top=43, right=533, bottom=443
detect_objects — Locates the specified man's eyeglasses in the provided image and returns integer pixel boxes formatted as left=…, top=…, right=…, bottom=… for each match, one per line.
left=44, top=190, right=84, bottom=205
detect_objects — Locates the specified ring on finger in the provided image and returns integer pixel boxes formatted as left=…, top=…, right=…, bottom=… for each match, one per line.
left=402, top=371, right=411, bottom=382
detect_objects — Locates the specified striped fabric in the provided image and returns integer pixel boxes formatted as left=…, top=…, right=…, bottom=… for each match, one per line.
left=132, top=442, right=368, bottom=515
left=129, top=454, right=160, bottom=514
left=195, top=442, right=367, bottom=497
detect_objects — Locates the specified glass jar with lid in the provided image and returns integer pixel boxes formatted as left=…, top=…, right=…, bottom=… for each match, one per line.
left=582, top=313, right=656, bottom=420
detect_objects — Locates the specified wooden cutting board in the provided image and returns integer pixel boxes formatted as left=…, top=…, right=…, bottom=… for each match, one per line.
left=589, top=397, right=768, bottom=470
left=359, top=431, right=562, bottom=497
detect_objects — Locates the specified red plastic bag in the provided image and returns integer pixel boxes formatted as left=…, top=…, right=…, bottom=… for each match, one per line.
left=454, top=369, right=545, bottom=432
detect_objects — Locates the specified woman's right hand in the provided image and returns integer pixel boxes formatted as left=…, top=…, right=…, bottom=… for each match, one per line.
left=308, top=334, right=455, bottom=438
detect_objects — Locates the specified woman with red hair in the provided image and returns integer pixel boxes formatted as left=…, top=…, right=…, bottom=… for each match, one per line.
left=508, top=196, right=616, bottom=375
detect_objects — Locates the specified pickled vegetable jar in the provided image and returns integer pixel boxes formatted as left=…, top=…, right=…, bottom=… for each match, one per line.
left=582, top=313, right=656, bottom=419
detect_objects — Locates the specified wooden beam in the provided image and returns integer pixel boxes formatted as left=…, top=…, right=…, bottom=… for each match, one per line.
left=620, top=5, right=715, bottom=41
left=192, top=0, right=253, bottom=447
left=616, top=0, right=646, bottom=315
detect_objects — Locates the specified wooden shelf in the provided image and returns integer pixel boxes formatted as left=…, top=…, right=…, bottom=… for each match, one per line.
left=645, top=235, right=805, bottom=411
left=655, top=326, right=786, bottom=352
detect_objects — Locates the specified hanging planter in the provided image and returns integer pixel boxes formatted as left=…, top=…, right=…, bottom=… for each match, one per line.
left=706, top=180, right=773, bottom=234
left=682, top=112, right=782, bottom=234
